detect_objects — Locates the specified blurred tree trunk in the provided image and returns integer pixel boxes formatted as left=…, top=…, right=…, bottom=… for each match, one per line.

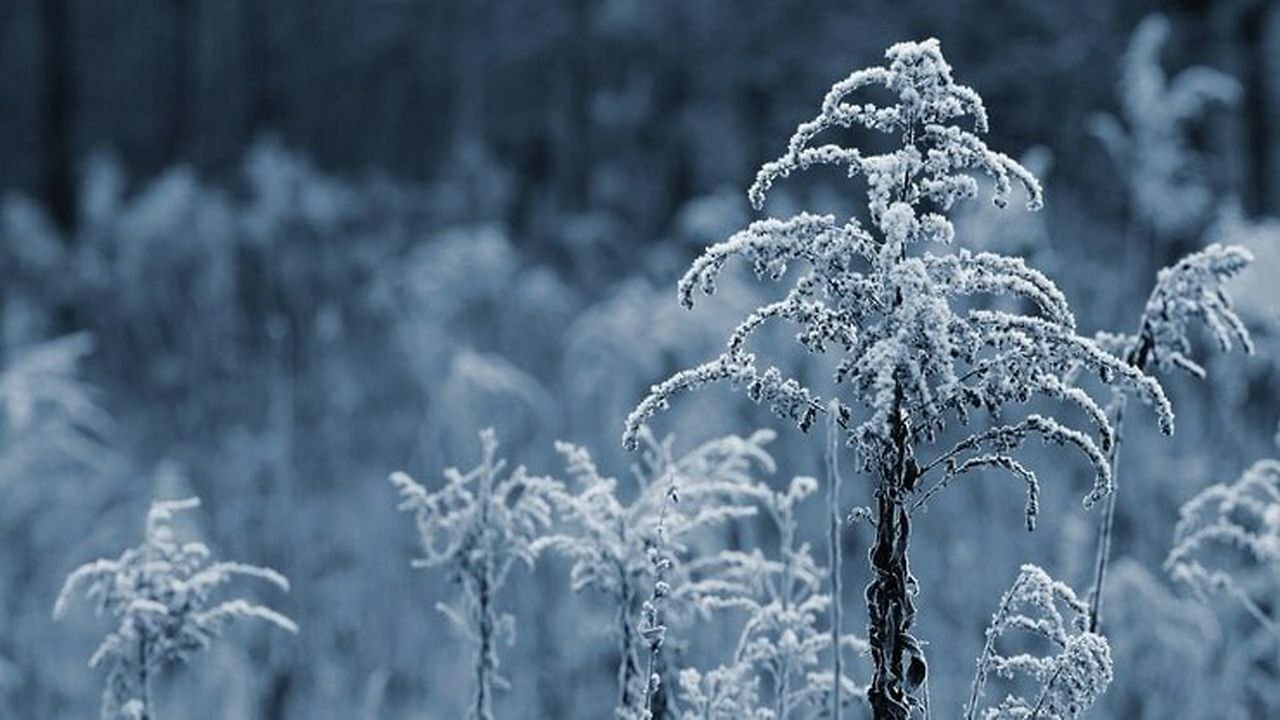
left=39, top=0, right=74, bottom=233
left=244, top=0, right=277, bottom=137
left=169, top=0, right=197, bottom=165
left=1246, top=1, right=1280, bottom=215
left=557, top=0, right=591, bottom=213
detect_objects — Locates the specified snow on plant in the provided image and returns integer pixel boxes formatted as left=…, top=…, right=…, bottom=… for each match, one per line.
left=624, top=37, right=1171, bottom=718
left=535, top=428, right=772, bottom=716
left=1165, top=458, right=1280, bottom=638
left=1089, top=13, right=1241, bottom=241
left=965, top=565, right=1113, bottom=720
left=53, top=497, right=296, bottom=720
left=1202, top=202, right=1280, bottom=324
left=636, top=466, right=679, bottom=720
left=1094, top=243, right=1253, bottom=378
left=1086, top=242, right=1252, bottom=630
left=681, top=473, right=868, bottom=720
left=675, top=662, right=769, bottom=720
left=389, top=428, right=561, bottom=720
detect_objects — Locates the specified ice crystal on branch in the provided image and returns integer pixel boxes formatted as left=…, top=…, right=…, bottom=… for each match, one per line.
left=390, top=429, right=561, bottom=720
left=1165, top=459, right=1280, bottom=638
left=966, top=565, right=1113, bottom=720
left=623, top=37, right=1170, bottom=718
left=54, top=497, right=296, bottom=720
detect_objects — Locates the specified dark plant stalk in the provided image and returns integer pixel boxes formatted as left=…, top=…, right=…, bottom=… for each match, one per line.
left=472, top=460, right=497, bottom=720
left=473, top=566, right=494, bottom=720
left=866, top=388, right=922, bottom=720
left=826, top=403, right=844, bottom=720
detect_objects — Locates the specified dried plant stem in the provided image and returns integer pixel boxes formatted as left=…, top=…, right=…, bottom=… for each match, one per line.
left=1087, top=396, right=1126, bottom=633
left=826, top=403, right=844, bottom=720
left=473, top=564, right=495, bottom=720
left=640, top=472, right=677, bottom=719
left=866, top=390, right=921, bottom=720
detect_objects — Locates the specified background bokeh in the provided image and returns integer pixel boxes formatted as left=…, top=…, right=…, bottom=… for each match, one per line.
left=1, top=1, right=1277, bottom=718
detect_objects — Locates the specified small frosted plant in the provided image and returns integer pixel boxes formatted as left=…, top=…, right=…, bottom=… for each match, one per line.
left=1087, top=242, right=1253, bottom=630
left=675, top=662, right=770, bottom=720
left=53, top=497, right=296, bottom=720
left=535, top=428, right=771, bottom=717
left=624, top=38, right=1171, bottom=719
left=685, top=474, right=868, bottom=719
left=965, top=565, right=1113, bottom=720
left=1090, top=13, right=1241, bottom=242
left=1165, top=458, right=1280, bottom=638
left=389, top=428, right=560, bottom=720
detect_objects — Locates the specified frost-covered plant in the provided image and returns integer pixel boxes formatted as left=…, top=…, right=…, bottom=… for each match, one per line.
left=0, top=333, right=110, bottom=485
left=637, top=467, right=679, bottom=720
left=1087, top=243, right=1253, bottom=630
left=389, top=429, right=560, bottom=720
left=53, top=497, right=296, bottom=720
left=1095, top=243, right=1253, bottom=379
left=624, top=38, right=1171, bottom=718
left=965, top=565, right=1113, bottom=720
left=1165, top=459, right=1280, bottom=638
left=683, top=475, right=868, bottom=720
left=1090, top=13, right=1241, bottom=242
left=535, top=429, right=771, bottom=716
left=675, top=662, right=769, bottom=720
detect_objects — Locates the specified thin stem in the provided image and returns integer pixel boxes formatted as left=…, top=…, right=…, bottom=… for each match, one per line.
left=826, top=403, right=844, bottom=720
left=474, top=568, right=494, bottom=720
left=1027, top=662, right=1067, bottom=720
left=965, top=573, right=1031, bottom=720
left=1087, top=394, right=1127, bottom=633
left=1228, top=584, right=1280, bottom=641
left=641, top=470, right=678, bottom=719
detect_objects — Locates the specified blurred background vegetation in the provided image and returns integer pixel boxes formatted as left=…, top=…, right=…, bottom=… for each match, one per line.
left=0, top=1, right=1277, bottom=718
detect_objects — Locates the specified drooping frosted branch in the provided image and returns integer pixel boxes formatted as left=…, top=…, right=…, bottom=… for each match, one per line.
left=966, top=565, right=1113, bottom=720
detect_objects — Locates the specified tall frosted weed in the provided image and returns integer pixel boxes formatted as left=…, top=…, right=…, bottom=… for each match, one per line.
left=626, top=38, right=1171, bottom=718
